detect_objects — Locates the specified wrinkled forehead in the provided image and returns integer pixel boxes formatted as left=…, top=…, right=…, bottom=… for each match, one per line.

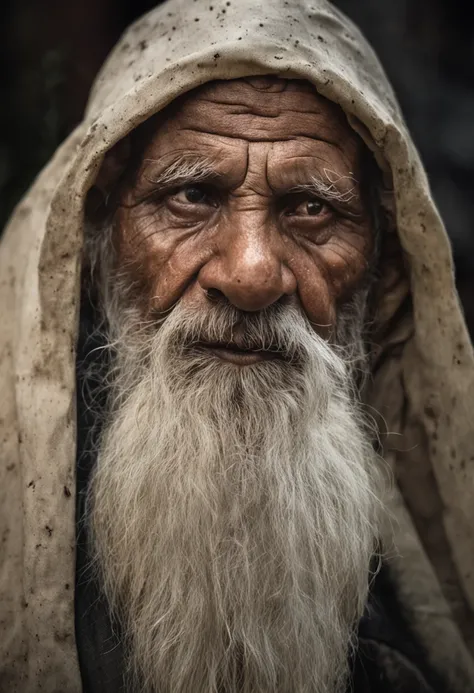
left=141, top=75, right=358, bottom=145
left=123, top=77, right=362, bottom=174
left=177, top=75, right=335, bottom=114
left=186, top=76, right=348, bottom=114
left=96, top=76, right=368, bottom=197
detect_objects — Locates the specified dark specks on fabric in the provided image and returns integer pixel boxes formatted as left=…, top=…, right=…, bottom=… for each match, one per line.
left=1, top=0, right=473, bottom=690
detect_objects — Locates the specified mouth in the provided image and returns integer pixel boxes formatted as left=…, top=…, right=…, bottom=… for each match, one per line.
left=195, top=341, right=284, bottom=366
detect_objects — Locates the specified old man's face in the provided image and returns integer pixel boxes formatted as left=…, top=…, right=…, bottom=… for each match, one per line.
left=87, top=77, right=382, bottom=693
left=115, top=77, right=374, bottom=347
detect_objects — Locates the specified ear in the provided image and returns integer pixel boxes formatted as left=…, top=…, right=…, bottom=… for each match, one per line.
left=95, top=136, right=132, bottom=196
left=85, top=136, right=132, bottom=224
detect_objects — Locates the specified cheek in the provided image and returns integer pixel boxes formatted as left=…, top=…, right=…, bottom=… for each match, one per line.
left=290, top=236, right=372, bottom=332
left=116, top=210, right=211, bottom=315
left=293, top=259, right=335, bottom=335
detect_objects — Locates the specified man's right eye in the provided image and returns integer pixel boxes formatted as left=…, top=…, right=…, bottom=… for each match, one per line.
left=171, top=185, right=216, bottom=206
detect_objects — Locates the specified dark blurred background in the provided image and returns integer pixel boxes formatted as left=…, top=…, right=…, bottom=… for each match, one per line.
left=1, top=0, right=473, bottom=334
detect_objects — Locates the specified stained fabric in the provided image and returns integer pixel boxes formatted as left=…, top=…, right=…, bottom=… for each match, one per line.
left=1, top=0, right=474, bottom=690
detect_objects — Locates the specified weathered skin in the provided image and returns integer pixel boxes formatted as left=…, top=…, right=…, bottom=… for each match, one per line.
left=113, top=77, right=374, bottom=361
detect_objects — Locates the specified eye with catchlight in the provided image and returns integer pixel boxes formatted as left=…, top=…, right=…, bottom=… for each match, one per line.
left=171, top=184, right=218, bottom=207
left=284, top=195, right=330, bottom=218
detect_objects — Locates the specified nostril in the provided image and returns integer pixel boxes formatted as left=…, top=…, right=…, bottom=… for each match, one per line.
left=206, top=288, right=225, bottom=302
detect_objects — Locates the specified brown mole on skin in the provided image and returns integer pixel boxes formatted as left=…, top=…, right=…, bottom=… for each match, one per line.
left=114, top=77, right=374, bottom=338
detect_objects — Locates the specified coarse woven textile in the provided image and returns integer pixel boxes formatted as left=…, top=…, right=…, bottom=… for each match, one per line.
left=1, top=0, right=474, bottom=690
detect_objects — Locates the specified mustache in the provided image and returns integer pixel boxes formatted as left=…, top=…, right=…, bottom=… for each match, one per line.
left=158, top=300, right=317, bottom=363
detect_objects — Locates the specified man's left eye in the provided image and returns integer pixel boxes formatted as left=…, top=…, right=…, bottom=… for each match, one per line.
left=291, top=198, right=327, bottom=217
left=283, top=195, right=331, bottom=218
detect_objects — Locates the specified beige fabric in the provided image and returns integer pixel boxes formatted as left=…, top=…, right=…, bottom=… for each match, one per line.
left=1, top=0, right=474, bottom=690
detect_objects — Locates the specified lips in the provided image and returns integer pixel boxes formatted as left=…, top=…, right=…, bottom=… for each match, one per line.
left=195, top=341, right=282, bottom=365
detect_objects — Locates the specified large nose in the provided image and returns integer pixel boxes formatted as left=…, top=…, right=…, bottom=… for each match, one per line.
left=198, top=222, right=297, bottom=312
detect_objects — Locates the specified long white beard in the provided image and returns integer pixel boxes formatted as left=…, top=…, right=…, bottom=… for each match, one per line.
left=87, top=297, right=383, bottom=693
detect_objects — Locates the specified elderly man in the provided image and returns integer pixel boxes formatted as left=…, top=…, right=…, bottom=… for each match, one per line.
left=1, top=0, right=474, bottom=692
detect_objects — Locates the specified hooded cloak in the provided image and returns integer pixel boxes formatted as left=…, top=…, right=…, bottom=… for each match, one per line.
left=1, top=0, right=474, bottom=690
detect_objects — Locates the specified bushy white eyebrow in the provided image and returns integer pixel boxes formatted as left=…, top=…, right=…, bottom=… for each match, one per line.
left=292, top=168, right=359, bottom=204
left=143, top=156, right=217, bottom=189
left=142, top=157, right=359, bottom=205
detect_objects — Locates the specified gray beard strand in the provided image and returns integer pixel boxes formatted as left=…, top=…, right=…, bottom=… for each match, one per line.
left=86, top=294, right=384, bottom=693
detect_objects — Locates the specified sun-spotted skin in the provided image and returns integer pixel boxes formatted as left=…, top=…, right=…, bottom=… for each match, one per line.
left=114, top=77, right=374, bottom=337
